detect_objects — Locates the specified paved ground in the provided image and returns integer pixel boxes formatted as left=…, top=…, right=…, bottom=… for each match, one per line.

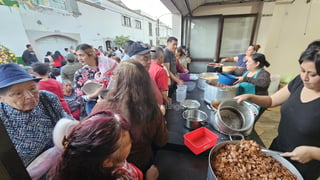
left=254, top=106, right=280, bottom=148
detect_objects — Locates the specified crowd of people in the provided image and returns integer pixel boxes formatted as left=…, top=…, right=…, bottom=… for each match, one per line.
left=1, top=38, right=319, bottom=179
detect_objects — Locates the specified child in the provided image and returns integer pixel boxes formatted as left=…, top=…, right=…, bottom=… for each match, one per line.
left=48, top=110, right=143, bottom=180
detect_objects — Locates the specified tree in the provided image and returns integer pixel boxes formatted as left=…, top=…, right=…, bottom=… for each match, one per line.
left=114, top=35, right=130, bottom=48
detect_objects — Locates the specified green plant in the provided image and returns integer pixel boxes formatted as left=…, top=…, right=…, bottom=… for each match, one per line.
left=0, top=45, right=17, bottom=64
left=114, top=35, right=130, bottom=48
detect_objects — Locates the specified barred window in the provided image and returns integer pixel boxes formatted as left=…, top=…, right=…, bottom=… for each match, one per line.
left=122, top=16, right=131, bottom=27
left=135, top=20, right=141, bottom=29
left=148, top=22, right=152, bottom=36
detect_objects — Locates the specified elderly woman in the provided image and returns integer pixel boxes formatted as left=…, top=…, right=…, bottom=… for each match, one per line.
left=235, top=40, right=320, bottom=179
left=92, top=60, right=168, bottom=179
left=62, top=80, right=81, bottom=120
left=0, top=63, right=70, bottom=166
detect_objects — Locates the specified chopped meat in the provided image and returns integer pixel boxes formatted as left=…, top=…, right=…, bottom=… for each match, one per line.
left=211, top=140, right=297, bottom=180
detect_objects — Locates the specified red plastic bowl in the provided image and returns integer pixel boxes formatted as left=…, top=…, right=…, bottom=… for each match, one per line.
left=184, top=127, right=218, bottom=155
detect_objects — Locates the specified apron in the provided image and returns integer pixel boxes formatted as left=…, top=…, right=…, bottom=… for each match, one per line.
left=237, top=69, right=262, bottom=95
left=237, top=69, right=263, bottom=114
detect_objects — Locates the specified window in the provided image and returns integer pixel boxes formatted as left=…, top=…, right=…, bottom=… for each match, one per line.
left=189, top=17, right=220, bottom=59
left=149, top=22, right=152, bottom=36
left=135, top=20, right=142, bottom=29
left=156, top=20, right=159, bottom=36
left=220, top=16, right=256, bottom=58
left=122, top=16, right=131, bottom=27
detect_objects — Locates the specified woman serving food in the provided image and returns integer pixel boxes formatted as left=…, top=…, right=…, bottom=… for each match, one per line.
left=235, top=40, right=320, bottom=179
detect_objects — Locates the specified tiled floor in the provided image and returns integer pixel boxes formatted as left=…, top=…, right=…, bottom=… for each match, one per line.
left=254, top=106, right=281, bottom=148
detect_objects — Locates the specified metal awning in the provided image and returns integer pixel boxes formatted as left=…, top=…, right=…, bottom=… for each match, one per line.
left=160, top=0, right=286, bottom=16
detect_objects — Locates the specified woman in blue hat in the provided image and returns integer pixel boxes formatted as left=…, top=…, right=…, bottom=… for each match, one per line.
left=0, top=64, right=71, bottom=172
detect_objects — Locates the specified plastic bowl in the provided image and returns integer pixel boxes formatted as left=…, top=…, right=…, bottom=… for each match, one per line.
left=180, top=73, right=190, bottom=81
left=218, top=73, right=238, bottom=85
left=184, top=81, right=196, bottom=92
left=81, top=80, right=101, bottom=95
left=184, top=127, right=218, bottom=155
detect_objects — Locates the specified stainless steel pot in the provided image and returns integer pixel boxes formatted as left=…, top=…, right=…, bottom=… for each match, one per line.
left=182, top=109, right=208, bottom=129
left=198, top=73, right=217, bottom=90
left=207, top=141, right=303, bottom=180
left=208, top=99, right=255, bottom=136
left=203, top=79, right=238, bottom=104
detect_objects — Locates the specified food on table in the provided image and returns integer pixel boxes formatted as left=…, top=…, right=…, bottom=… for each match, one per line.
left=199, top=73, right=218, bottom=80
left=211, top=140, right=296, bottom=180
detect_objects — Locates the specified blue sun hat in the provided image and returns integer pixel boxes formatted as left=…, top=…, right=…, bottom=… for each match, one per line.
left=127, top=41, right=150, bottom=57
left=0, top=63, right=41, bottom=89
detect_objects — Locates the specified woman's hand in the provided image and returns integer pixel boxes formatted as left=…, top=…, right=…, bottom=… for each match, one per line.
left=234, top=94, right=253, bottom=104
left=281, top=146, right=316, bottom=164
left=88, top=83, right=106, bottom=100
left=234, top=76, right=244, bottom=84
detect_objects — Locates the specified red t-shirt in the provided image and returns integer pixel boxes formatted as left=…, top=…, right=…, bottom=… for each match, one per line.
left=38, top=79, right=71, bottom=114
left=53, top=56, right=65, bottom=68
left=149, top=61, right=169, bottom=92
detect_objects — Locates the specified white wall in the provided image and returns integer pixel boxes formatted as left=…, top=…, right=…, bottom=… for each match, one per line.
left=0, top=0, right=171, bottom=59
left=0, top=6, right=31, bottom=56
left=261, top=0, right=320, bottom=77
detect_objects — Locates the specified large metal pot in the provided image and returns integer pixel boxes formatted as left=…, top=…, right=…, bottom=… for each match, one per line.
left=209, top=99, right=255, bottom=136
left=182, top=109, right=208, bottom=129
left=203, top=79, right=238, bottom=104
left=207, top=141, right=303, bottom=180
left=197, top=73, right=217, bottom=90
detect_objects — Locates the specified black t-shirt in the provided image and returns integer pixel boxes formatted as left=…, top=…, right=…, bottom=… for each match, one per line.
left=271, top=75, right=320, bottom=179
left=164, top=48, right=176, bottom=74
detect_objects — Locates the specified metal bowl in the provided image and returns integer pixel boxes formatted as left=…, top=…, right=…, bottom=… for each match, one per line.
left=182, top=109, right=208, bottom=129
left=180, top=99, right=200, bottom=109
left=207, top=141, right=303, bottom=180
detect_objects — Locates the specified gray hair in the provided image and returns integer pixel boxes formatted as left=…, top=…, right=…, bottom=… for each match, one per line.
left=150, top=46, right=164, bottom=60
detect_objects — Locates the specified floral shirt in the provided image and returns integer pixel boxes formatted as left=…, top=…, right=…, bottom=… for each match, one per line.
left=0, top=91, right=69, bottom=166
left=112, top=160, right=143, bottom=180
left=73, top=65, right=100, bottom=98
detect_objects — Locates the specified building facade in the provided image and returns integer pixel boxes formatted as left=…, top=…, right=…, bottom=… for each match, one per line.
left=0, top=0, right=172, bottom=61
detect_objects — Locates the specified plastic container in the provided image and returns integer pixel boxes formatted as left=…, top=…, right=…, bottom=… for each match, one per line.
left=176, top=85, right=187, bottom=102
left=218, top=73, right=238, bottom=85
left=184, top=127, right=218, bottom=155
left=184, top=81, right=196, bottom=92
left=81, top=80, right=101, bottom=95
